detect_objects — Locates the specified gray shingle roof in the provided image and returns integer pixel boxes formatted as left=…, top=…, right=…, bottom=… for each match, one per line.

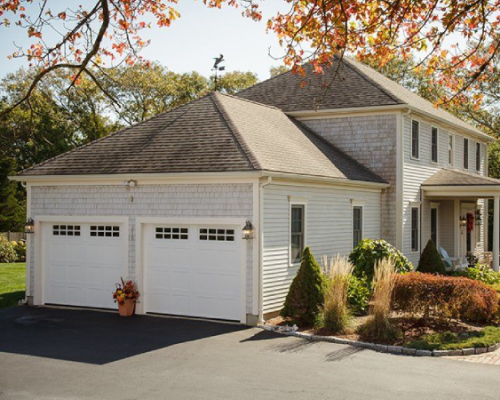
left=422, top=169, right=500, bottom=186
left=18, top=92, right=386, bottom=184
left=237, top=59, right=404, bottom=112
left=237, top=57, right=489, bottom=138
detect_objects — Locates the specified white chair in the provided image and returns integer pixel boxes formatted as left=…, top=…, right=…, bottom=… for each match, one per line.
left=439, top=247, right=468, bottom=272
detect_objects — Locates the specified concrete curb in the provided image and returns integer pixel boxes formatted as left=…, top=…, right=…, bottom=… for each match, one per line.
left=258, top=324, right=500, bottom=358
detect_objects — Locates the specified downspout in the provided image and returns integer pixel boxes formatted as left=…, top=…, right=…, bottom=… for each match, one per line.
left=258, top=176, right=272, bottom=322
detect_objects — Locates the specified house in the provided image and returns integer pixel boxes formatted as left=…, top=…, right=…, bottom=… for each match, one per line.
left=12, top=57, right=500, bottom=324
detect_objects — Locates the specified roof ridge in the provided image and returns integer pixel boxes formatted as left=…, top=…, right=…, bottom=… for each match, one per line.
left=210, top=92, right=262, bottom=170
left=342, top=57, right=404, bottom=105
left=220, top=92, right=281, bottom=111
left=235, top=67, right=290, bottom=97
left=18, top=93, right=214, bottom=176
left=290, top=117, right=387, bottom=184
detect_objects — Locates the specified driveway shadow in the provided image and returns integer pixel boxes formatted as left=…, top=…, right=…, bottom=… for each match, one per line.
left=0, top=306, right=249, bottom=365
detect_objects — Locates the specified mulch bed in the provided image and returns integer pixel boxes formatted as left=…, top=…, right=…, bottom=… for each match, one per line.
left=266, top=314, right=486, bottom=346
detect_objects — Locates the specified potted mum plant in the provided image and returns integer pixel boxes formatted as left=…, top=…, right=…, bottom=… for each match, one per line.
left=113, top=278, right=140, bottom=317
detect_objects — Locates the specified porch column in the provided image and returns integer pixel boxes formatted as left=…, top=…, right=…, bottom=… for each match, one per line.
left=494, top=196, right=499, bottom=272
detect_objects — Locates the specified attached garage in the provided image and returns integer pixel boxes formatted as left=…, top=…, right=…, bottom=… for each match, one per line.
left=141, top=220, right=245, bottom=322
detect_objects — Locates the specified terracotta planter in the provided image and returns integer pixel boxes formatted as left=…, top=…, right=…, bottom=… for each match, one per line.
left=118, top=299, right=135, bottom=317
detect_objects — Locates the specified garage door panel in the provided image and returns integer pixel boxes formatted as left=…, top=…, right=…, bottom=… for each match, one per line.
left=145, top=224, right=242, bottom=321
left=171, top=271, right=190, bottom=291
left=68, top=265, right=87, bottom=284
left=148, top=293, right=171, bottom=313
left=44, top=222, right=125, bottom=309
left=172, top=294, right=191, bottom=315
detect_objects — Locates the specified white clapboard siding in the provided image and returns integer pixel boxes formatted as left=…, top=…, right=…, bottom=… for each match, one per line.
left=402, top=116, right=487, bottom=266
left=262, top=183, right=381, bottom=314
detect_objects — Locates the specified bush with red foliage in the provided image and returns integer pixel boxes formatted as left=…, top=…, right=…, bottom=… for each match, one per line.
left=392, top=273, right=498, bottom=323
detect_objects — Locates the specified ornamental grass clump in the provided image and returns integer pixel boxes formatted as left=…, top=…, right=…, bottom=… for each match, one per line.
left=321, top=254, right=354, bottom=334
left=358, top=258, right=400, bottom=342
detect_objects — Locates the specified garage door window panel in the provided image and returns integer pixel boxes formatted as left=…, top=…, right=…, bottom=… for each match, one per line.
left=156, top=227, right=188, bottom=240
left=199, top=228, right=235, bottom=242
left=53, top=225, right=81, bottom=236
left=90, top=225, right=120, bottom=237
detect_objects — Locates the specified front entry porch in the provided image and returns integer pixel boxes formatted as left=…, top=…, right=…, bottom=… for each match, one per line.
left=422, top=169, right=500, bottom=271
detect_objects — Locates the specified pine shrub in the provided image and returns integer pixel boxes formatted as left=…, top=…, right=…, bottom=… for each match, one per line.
left=281, top=247, right=327, bottom=326
left=417, top=239, right=447, bottom=274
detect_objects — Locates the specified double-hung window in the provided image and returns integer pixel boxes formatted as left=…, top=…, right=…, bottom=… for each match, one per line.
left=431, top=127, right=438, bottom=163
left=411, top=207, right=420, bottom=252
left=290, top=205, right=305, bottom=265
left=476, top=143, right=481, bottom=172
left=464, top=138, right=469, bottom=169
left=353, top=206, right=363, bottom=248
left=411, top=120, right=420, bottom=159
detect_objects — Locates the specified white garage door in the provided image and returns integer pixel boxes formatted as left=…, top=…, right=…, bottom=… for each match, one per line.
left=43, top=222, right=125, bottom=309
left=144, top=224, right=242, bottom=321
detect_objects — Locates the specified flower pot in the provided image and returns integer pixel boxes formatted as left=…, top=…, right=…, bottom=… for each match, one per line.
left=118, top=299, right=135, bottom=317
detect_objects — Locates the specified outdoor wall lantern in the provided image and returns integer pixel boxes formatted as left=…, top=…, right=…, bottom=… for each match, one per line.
left=459, top=215, right=467, bottom=234
left=475, top=209, right=482, bottom=226
left=242, top=220, right=254, bottom=240
left=24, top=218, right=35, bottom=234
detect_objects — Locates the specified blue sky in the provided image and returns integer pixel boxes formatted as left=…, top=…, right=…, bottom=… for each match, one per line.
left=0, top=1, right=289, bottom=81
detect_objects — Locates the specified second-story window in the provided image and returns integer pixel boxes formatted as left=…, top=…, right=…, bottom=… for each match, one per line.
left=411, top=120, right=419, bottom=159
left=448, top=134, right=454, bottom=165
left=431, top=127, right=438, bottom=163
left=464, top=138, right=469, bottom=169
left=476, top=142, right=481, bottom=172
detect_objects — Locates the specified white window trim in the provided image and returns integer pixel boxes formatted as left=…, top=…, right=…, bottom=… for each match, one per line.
left=431, top=126, right=439, bottom=164
left=351, top=202, right=364, bottom=250
left=430, top=203, right=439, bottom=249
left=411, top=119, right=420, bottom=161
left=476, top=142, right=481, bottom=172
left=410, top=205, right=420, bottom=253
left=289, top=201, right=307, bottom=268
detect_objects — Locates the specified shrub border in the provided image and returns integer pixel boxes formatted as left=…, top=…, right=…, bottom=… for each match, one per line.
left=259, top=324, right=500, bottom=357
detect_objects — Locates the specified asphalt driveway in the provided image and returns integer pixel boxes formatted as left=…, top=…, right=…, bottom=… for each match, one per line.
left=0, top=307, right=499, bottom=400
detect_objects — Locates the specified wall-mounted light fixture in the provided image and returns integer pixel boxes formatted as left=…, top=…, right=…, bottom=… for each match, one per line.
left=24, top=218, right=35, bottom=234
left=460, top=215, right=467, bottom=234
left=242, top=220, right=254, bottom=240
left=123, top=180, right=137, bottom=188
left=475, top=209, right=482, bottom=226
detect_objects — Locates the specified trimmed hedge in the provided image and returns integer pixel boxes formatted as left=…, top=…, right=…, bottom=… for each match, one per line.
left=281, top=247, right=327, bottom=326
left=417, top=239, right=446, bottom=274
left=349, top=239, right=413, bottom=281
left=392, top=272, right=499, bottom=323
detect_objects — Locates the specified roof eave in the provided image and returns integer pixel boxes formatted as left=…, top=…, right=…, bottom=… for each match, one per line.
left=263, top=170, right=389, bottom=189
left=288, top=104, right=495, bottom=143
left=423, top=184, right=500, bottom=198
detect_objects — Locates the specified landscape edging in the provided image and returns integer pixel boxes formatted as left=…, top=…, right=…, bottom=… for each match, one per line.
left=259, top=324, right=500, bottom=357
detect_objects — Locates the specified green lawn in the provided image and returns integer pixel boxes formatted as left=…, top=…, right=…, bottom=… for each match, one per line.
left=0, top=263, right=26, bottom=308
